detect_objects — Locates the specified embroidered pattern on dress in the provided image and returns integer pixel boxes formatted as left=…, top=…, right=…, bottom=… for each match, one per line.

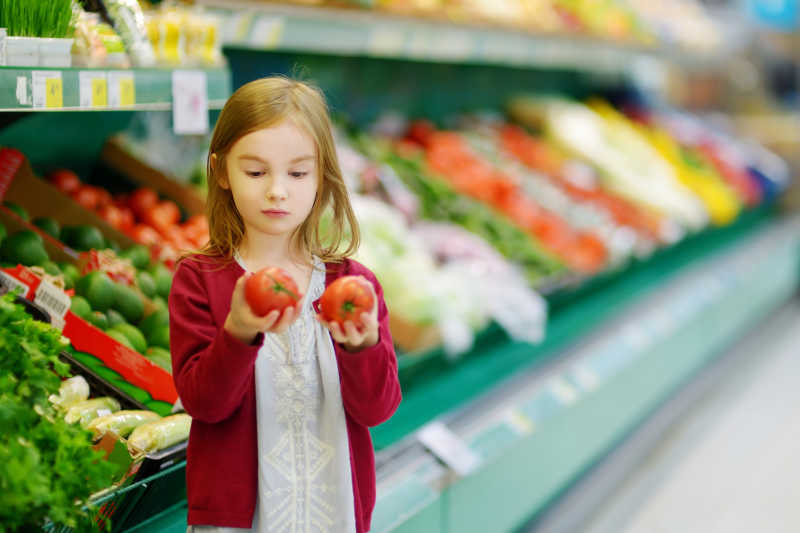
left=260, top=262, right=336, bottom=533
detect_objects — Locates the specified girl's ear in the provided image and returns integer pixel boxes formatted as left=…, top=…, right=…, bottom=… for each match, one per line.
left=211, top=153, right=230, bottom=190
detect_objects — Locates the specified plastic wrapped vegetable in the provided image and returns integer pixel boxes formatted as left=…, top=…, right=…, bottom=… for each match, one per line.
left=105, top=0, right=156, bottom=66
left=88, top=410, right=161, bottom=439
left=48, top=376, right=90, bottom=410
left=64, top=397, right=121, bottom=427
left=127, top=413, right=191, bottom=456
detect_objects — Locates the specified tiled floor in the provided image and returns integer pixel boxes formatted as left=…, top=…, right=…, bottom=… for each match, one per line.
left=575, top=299, right=800, bottom=533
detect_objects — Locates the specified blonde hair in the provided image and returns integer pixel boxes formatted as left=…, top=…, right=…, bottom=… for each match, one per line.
left=196, top=77, right=360, bottom=264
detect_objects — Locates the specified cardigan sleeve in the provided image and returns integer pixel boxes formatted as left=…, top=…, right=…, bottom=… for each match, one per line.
left=333, top=264, right=402, bottom=428
left=169, top=260, right=261, bottom=423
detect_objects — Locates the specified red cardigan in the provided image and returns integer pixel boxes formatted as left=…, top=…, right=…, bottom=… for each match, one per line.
left=169, top=256, right=402, bottom=531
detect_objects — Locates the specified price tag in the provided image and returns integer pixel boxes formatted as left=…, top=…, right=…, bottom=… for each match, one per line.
left=16, top=76, right=29, bottom=106
left=0, top=271, right=30, bottom=299
left=249, top=16, right=284, bottom=49
left=172, top=70, right=209, bottom=135
left=32, top=71, right=63, bottom=108
left=34, top=279, right=71, bottom=321
left=79, top=71, right=108, bottom=108
left=367, top=26, right=406, bottom=56
left=108, top=71, right=136, bottom=108
left=548, top=377, right=579, bottom=406
left=417, top=421, right=481, bottom=477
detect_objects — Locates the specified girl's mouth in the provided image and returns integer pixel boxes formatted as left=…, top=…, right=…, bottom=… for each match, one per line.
left=262, top=209, right=289, bottom=217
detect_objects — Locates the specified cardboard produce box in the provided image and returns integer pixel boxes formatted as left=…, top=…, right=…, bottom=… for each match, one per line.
left=102, top=138, right=206, bottom=216
left=0, top=150, right=136, bottom=250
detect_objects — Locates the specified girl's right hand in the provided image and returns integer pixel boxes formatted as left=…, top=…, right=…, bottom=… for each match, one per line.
left=224, top=273, right=302, bottom=344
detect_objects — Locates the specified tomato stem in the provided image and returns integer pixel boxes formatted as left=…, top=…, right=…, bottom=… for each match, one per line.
left=265, top=273, right=300, bottom=301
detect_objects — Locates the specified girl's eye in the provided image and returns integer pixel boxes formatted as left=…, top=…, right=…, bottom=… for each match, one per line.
left=245, top=171, right=264, bottom=178
left=290, top=171, right=308, bottom=179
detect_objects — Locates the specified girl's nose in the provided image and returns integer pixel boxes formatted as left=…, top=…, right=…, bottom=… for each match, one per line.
left=266, top=177, right=287, bottom=201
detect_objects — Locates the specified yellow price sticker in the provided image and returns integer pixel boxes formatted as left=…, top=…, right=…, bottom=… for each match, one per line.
left=119, top=78, right=135, bottom=107
left=45, top=77, right=63, bottom=108
left=91, top=78, right=107, bottom=107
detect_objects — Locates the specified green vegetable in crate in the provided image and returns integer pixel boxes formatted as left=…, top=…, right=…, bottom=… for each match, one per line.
left=109, top=323, right=147, bottom=353
left=106, top=239, right=122, bottom=253
left=75, top=270, right=114, bottom=312
left=111, top=282, right=144, bottom=323
left=120, top=244, right=151, bottom=270
left=145, top=347, right=171, bottom=373
left=59, top=262, right=79, bottom=288
left=4, top=201, right=29, bottom=221
left=64, top=397, right=121, bottom=428
left=106, top=329, right=136, bottom=351
left=0, top=230, right=48, bottom=267
left=148, top=324, right=170, bottom=350
left=88, top=310, right=109, bottom=330
left=106, top=308, right=127, bottom=327
left=127, top=414, right=191, bottom=456
left=139, top=307, right=168, bottom=341
left=33, top=217, right=61, bottom=239
left=0, top=221, right=6, bottom=242
left=136, top=270, right=157, bottom=298
left=87, top=410, right=161, bottom=439
left=0, top=292, right=116, bottom=531
left=61, top=225, right=105, bottom=251
left=149, top=263, right=173, bottom=299
left=42, top=260, right=60, bottom=276
left=70, top=296, right=92, bottom=320
left=48, top=376, right=90, bottom=410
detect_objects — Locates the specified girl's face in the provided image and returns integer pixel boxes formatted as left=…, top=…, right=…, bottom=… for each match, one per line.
left=221, top=120, right=319, bottom=247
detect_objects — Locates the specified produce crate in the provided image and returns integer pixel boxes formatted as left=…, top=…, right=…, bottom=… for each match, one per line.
left=43, top=460, right=187, bottom=533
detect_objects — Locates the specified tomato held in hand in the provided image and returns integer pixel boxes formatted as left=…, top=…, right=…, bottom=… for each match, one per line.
left=48, top=169, right=81, bottom=194
left=319, top=275, right=374, bottom=327
left=244, top=267, right=302, bottom=317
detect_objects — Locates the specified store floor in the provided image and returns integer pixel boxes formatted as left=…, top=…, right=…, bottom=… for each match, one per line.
left=531, top=298, right=800, bottom=533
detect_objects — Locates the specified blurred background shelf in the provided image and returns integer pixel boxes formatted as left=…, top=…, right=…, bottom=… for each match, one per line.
left=0, top=67, right=232, bottom=112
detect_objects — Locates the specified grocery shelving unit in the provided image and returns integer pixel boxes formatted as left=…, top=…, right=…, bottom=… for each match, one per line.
left=1, top=3, right=793, bottom=533
left=0, top=67, right=231, bottom=112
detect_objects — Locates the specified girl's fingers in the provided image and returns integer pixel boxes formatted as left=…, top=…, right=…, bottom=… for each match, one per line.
left=342, top=321, right=364, bottom=344
left=257, top=309, right=281, bottom=330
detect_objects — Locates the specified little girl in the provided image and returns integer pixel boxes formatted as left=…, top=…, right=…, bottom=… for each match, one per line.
left=169, top=77, right=402, bottom=533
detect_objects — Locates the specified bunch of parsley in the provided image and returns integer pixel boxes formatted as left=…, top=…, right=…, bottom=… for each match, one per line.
left=0, top=293, right=116, bottom=531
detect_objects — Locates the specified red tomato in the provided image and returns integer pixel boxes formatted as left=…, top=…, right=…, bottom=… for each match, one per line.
left=319, top=275, right=375, bottom=327
left=48, top=169, right=81, bottom=194
left=98, top=204, right=124, bottom=229
left=95, top=188, right=113, bottom=209
left=145, top=201, right=181, bottom=232
left=71, top=185, right=102, bottom=210
left=244, top=267, right=302, bottom=317
left=129, top=188, right=159, bottom=220
left=128, top=224, right=162, bottom=247
left=117, top=206, right=135, bottom=233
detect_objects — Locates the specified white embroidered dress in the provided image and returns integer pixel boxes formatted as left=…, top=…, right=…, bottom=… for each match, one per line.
left=190, top=256, right=356, bottom=533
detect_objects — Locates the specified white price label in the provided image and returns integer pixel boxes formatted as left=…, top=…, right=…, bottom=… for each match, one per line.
left=0, top=272, right=30, bottom=298
left=34, top=279, right=71, bottom=320
left=172, top=70, right=209, bottom=135
left=108, top=71, right=136, bottom=108
left=249, top=16, right=284, bottom=49
left=417, top=421, right=480, bottom=477
left=79, top=71, right=108, bottom=108
left=548, top=377, right=579, bottom=406
left=32, top=71, right=63, bottom=108
left=16, top=76, right=29, bottom=106
left=367, top=26, right=406, bottom=56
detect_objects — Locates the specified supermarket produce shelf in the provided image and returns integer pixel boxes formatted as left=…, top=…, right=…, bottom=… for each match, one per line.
left=114, top=211, right=800, bottom=533
left=380, top=206, right=775, bottom=450
left=198, top=1, right=691, bottom=75
left=0, top=67, right=231, bottom=112
left=370, top=212, right=800, bottom=533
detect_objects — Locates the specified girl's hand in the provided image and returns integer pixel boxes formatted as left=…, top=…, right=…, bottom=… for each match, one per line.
left=224, top=273, right=302, bottom=344
left=317, top=278, right=379, bottom=353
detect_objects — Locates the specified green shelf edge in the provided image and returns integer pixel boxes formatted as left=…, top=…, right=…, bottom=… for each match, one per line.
left=373, top=206, right=775, bottom=450
left=0, top=67, right=231, bottom=111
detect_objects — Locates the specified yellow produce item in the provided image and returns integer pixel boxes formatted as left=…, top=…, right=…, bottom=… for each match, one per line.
left=48, top=376, right=90, bottom=410
left=64, top=397, right=121, bottom=428
left=127, top=414, right=191, bottom=456
left=88, top=410, right=161, bottom=439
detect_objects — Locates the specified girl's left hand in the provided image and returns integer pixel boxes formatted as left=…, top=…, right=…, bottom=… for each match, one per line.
left=317, top=280, right=379, bottom=353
